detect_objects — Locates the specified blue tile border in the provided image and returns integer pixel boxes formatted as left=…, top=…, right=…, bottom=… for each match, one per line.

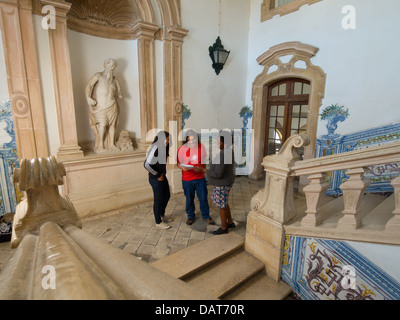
left=282, top=236, right=400, bottom=300
left=0, top=100, right=20, bottom=218
left=316, top=123, right=400, bottom=195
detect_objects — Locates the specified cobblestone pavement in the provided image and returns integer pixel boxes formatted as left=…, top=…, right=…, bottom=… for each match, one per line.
left=0, top=177, right=264, bottom=271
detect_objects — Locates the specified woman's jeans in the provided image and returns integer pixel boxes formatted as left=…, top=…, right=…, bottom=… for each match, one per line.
left=149, top=176, right=171, bottom=224
left=182, top=178, right=210, bottom=220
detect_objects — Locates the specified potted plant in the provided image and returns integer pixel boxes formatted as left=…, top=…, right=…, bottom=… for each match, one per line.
left=239, top=105, right=253, bottom=129
left=320, top=104, right=349, bottom=138
left=182, top=103, right=192, bottom=129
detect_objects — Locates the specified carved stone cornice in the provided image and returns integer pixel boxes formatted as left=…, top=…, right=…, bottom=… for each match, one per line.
left=41, top=0, right=71, bottom=17
left=163, top=25, right=188, bottom=42
left=132, top=20, right=159, bottom=38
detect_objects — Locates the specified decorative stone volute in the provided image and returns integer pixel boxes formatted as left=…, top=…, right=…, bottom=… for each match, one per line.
left=11, top=157, right=82, bottom=248
left=251, top=134, right=310, bottom=223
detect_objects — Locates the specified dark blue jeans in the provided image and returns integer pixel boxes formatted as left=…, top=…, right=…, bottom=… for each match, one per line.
left=182, top=178, right=210, bottom=220
left=149, top=176, right=171, bottom=224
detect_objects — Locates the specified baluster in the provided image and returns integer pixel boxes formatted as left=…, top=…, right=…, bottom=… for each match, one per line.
left=301, top=173, right=329, bottom=227
left=385, top=176, right=400, bottom=232
left=338, top=168, right=370, bottom=229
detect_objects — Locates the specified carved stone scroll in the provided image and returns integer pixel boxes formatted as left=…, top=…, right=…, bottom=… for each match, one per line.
left=11, top=157, right=82, bottom=248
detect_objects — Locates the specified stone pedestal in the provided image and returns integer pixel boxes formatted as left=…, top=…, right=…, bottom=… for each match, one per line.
left=245, top=134, right=310, bottom=281
left=62, top=151, right=153, bottom=219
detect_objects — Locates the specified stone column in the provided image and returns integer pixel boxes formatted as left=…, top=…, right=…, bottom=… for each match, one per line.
left=0, top=0, right=49, bottom=159
left=132, top=21, right=159, bottom=143
left=301, top=173, right=329, bottom=227
left=338, top=167, right=370, bottom=229
left=162, top=26, right=188, bottom=194
left=385, top=177, right=400, bottom=232
left=162, top=26, right=188, bottom=134
left=40, top=0, right=83, bottom=161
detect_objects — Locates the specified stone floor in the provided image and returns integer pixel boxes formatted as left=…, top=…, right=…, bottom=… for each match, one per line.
left=0, top=176, right=264, bottom=271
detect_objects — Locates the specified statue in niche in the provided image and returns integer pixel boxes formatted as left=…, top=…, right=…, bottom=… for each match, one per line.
left=85, top=58, right=123, bottom=154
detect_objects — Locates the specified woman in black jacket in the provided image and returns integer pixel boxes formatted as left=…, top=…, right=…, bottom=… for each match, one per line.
left=144, top=131, right=173, bottom=229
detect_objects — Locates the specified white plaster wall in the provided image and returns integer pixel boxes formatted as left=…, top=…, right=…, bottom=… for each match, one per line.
left=181, top=0, right=250, bottom=132
left=348, top=241, right=400, bottom=283
left=0, top=29, right=8, bottom=102
left=246, top=0, right=400, bottom=284
left=246, top=0, right=400, bottom=137
left=68, top=31, right=141, bottom=145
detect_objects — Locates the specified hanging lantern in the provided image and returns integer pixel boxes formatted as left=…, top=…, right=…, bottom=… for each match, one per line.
left=208, top=36, right=230, bottom=75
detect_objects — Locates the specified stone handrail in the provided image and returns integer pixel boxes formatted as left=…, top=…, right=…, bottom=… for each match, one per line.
left=290, top=141, right=400, bottom=177
left=0, top=157, right=215, bottom=300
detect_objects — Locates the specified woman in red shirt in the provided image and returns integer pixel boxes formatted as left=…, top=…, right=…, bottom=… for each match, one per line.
left=177, top=130, right=215, bottom=226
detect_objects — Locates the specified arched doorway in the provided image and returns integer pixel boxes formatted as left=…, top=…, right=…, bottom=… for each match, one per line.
left=249, top=42, right=326, bottom=180
left=265, top=78, right=310, bottom=157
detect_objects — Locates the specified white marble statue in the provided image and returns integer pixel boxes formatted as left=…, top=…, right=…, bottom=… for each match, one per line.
left=86, top=58, right=123, bottom=153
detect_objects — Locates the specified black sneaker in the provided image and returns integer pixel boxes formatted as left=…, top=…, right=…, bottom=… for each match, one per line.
left=211, top=227, right=228, bottom=235
left=186, top=218, right=194, bottom=226
left=227, top=222, right=236, bottom=229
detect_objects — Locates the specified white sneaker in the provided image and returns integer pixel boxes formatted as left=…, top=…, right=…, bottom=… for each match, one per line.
left=162, top=216, right=174, bottom=223
left=156, top=222, right=171, bottom=230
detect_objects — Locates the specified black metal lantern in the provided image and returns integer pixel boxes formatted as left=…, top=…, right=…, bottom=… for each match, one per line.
left=209, top=36, right=230, bottom=75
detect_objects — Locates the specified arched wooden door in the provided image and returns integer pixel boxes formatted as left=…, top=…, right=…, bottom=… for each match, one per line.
left=264, top=78, right=310, bottom=157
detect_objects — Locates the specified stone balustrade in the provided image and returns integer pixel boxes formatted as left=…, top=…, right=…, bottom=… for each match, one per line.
left=291, top=141, right=400, bottom=232
left=246, top=135, right=400, bottom=281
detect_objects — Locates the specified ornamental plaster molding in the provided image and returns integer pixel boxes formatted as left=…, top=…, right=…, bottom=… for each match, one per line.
left=261, top=0, right=323, bottom=22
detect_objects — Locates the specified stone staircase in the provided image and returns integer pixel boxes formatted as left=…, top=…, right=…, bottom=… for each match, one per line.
left=151, top=232, right=292, bottom=300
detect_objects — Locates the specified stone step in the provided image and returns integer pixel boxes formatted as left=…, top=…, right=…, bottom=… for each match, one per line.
left=151, top=232, right=244, bottom=279
left=184, top=250, right=265, bottom=299
left=223, top=271, right=292, bottom=300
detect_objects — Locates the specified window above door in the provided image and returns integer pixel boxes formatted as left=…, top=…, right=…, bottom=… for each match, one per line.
left=264, top=78, right=310, bottom=157
left=261, top=0, right=323, bottom=22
